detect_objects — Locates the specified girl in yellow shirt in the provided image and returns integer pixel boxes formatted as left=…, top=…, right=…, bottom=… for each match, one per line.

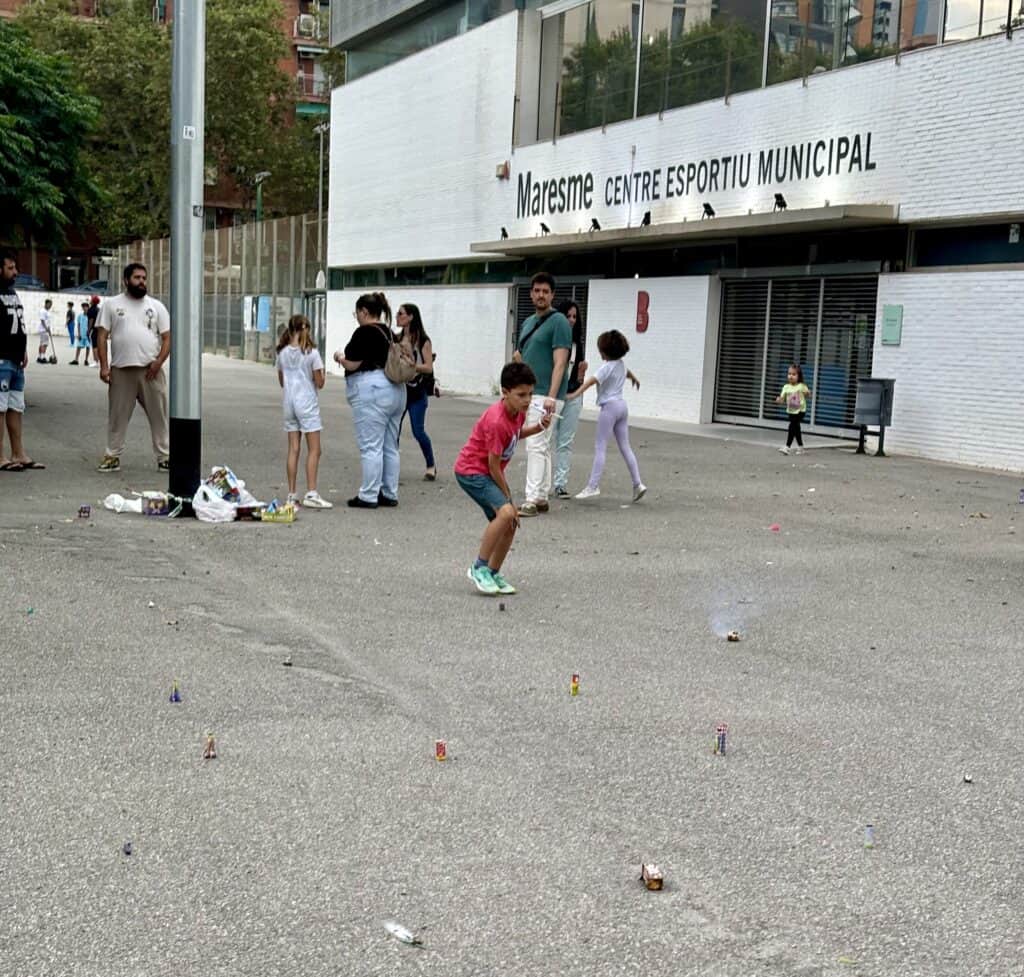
left=776, top=364, right=812, bottom=455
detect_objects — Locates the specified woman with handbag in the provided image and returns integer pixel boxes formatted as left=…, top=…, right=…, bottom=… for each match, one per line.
left=396, top=303, right=437, bottom=481
left=333, top=292, right=406, bottom=508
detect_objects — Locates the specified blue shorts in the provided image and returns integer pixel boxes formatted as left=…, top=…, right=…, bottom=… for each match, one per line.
left=456, top=473, right=510, bottom=522
left=0, top=360, right=26, bottom=413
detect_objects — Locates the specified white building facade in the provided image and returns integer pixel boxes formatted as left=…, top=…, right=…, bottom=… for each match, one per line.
left=326, top=0, right=1024, bottom=471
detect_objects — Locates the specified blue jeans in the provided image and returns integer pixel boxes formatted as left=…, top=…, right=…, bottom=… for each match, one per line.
left=401, top=392, right=435, bottom=468
left=346, top=369, right=406, bottom=502
left=553, top=394, right=583, bottom=491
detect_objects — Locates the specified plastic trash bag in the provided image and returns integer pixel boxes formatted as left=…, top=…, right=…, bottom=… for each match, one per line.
left=204, top=466, right=259, bottom=508
left=193, top=482, right=237, bottom=523
left=103, top=493, right=143, bottom=514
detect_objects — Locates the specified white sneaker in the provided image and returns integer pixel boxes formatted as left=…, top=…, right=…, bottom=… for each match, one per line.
left=302, top=491, right=333, bottom=509
left=575, top=486, right=600, bottom=499
left=778, top=446, right=790, bottom=455
left=286, top=492, right=299, bottom=505
left=794, top=446, right=804, bottom=455
left=633, top=483, right=647, bottom=502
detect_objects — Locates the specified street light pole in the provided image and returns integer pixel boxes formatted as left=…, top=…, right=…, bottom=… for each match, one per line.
left=313, top=121, right=329, bottom=287
left=169, top=0, right=206, bottom=507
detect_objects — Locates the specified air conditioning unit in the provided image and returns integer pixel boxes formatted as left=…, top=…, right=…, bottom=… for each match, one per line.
left=297, top=14, right=317, bottom=37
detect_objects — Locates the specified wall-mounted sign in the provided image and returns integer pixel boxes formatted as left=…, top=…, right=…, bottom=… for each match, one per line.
left=636, top=291, right=650, bottom=333
left=881, top=304, right=903, bottom=346
left=516, top=131, right=877, bottom=220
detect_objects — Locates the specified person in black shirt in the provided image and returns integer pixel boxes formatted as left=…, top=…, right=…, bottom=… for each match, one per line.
left=552, top=299, right=587, bottom=499
left=333, top=291, right=406, bottom=508
left=0, top=250, right=44, bottom=471
left=396, top=302, right=436, bottom=480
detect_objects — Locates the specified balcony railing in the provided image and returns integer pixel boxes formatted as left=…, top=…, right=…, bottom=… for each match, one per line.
left=296, top=74, right=330, bottom=101
left=532, top=0, right=1023, bottom=145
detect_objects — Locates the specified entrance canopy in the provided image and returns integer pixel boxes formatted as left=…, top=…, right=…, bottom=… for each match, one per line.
left=471, top=204, right=900, bottom=257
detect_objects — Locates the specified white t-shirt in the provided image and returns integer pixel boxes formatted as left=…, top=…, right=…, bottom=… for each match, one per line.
left=97, top=293, right=170, bottom=368
left=276, top=345, right=324, bottom=409
left=38, top=308, right=51, bottom=336
left=595, top=358, right=627, bottom=405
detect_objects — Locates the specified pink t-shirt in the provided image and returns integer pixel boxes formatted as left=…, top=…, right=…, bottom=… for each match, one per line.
left=454, top=401, right=526, bottom=476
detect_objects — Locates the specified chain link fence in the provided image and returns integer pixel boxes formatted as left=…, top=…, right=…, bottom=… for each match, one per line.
left=114, top=213, right=328, bottom=362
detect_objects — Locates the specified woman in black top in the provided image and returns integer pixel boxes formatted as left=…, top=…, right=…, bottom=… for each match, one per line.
left=333, top=291, right=406, bottom=508
left=552, top=299, right=587, bottom=499
left=396, top=303, right=436, bottom=480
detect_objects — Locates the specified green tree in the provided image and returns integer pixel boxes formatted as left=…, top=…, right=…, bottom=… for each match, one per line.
left=559, top=24, right=638, bottom=136
left=17, top=0, right=173, bottom=241
left=205, top=0, right=317, bottom=214
left=16, top=0, right=320, bottom=242
left=0, top=20, right=100, bottom=246
left=636, top=20, right=764, bottom=117
left=558, top=17, right=765, bottom=137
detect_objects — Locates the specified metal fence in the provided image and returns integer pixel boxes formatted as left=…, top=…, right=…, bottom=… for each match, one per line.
left=115, top=212, right=327, bottom=363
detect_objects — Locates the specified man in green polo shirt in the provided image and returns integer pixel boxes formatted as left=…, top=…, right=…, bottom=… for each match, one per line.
left=513, top=271, right=571, bottom=517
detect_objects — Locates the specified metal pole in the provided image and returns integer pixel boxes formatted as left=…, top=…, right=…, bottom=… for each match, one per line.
left=169, top=0, right=205, bottom=507
left=895, top=0, right=903, bottom=64
left=212, top=225, right=219, bottom=354
left=314, top=122, right=329, bottom=278
left=631, top=0, right=644, bottom=120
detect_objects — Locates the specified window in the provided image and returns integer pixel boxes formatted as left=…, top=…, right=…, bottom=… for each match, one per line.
left=637, top=0, right=765, bottom=116
left=538, top=0, right=641, bottom=139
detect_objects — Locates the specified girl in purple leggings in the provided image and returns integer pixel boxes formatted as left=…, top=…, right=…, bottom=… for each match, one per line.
left=565, top=329, right=646, bottom=503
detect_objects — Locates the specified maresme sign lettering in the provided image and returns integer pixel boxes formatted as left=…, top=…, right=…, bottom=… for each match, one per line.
left=516, top=131, right=877, bottom=219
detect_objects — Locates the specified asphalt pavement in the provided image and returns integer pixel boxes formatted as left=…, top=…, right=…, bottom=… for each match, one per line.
left=1, top=354, right=1022, bottom=977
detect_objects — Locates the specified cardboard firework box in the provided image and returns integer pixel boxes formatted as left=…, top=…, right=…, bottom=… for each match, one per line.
left=640, top=864, right=664, bottom=890
left=259, top=503, right=296, bottom=524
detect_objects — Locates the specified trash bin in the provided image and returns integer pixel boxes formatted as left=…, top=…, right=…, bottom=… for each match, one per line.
left=855, top=378, right=895, bottom=456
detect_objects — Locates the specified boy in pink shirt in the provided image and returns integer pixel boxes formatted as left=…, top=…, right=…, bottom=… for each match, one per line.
left=454, top=362, right=552, bottom=596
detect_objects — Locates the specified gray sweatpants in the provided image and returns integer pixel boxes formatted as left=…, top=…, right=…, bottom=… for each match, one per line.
left=106, top=366, right=169, bottom=461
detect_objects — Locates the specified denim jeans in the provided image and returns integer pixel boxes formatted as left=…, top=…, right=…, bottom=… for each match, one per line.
left=401, top=392, right=435, bottom=468
left=552, top=394, right=583, bottom=491
left=346, top=369, right=406, bottom=502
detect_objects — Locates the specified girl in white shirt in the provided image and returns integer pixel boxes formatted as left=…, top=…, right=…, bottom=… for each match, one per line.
left=565, top=329, right=646, bottom=502
left=275, top=315, right=331, bottom=508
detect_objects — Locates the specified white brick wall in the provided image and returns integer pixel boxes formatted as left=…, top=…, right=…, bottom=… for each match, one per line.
left=328, top=13, right=520, bottom=268
left=329, top=28, right=1024, bottom=264
left=507, top=33, right=1024, bottom=237
left=325, top=286, right=511, bottom=396
left=18, top=291, right=78, bottom=348
left=873, top=271, right=1024, bottom=472
left=585, top=277, right=717, bottom=424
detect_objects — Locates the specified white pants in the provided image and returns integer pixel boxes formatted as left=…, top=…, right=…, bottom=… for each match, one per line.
left=524, top=395, right=563, bottom=503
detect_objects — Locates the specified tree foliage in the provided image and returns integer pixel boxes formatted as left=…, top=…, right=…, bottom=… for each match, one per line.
left=0, top=20, right=100, bottom=246
left=16, top=0, right=320, bottom=243
left=559, top=18, right=764, bottom=138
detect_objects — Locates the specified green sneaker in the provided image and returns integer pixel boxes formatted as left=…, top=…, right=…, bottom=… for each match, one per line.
left=467, top=565, right=499, bottom=595
left=489, top=571, right=517, bottom=595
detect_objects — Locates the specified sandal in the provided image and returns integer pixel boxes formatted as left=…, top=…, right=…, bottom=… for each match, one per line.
left=19, top=461, right=46, bottom=470
left=0, top=461, right=25, bottom=472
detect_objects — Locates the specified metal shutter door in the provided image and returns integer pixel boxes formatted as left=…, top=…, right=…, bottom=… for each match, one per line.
left=763, top=278, right=823, bottom=422
left=715, top=279, right=768, bottom=420
left=814, top=276, right=877, bottom=427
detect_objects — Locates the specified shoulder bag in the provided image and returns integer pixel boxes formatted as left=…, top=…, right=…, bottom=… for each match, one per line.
left=379, top=324, right=418, bottom=384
